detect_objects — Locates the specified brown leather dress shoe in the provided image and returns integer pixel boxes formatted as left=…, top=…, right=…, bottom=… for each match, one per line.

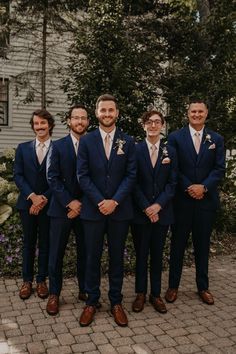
left=149, top=295, right=167, bottom=313
left=111, top=304, right=128, bottom=327
left=19, top=282, right=32, bottom=300
left=36, top=282, right=49, bottom=299
left=199, top=290, right=214, bottom=305
left=132, top=293, right=146, bottom=312
left=79, top=305, right=96, bottom=327
left=46, top=295, right=59, bottom=315
left=165, top=288, right=178, bottom=303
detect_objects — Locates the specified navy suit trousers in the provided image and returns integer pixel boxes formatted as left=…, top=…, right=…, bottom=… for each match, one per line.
left=132, top=223, right=169, bottom=297
left=168, top=205, right=215, bottom=291
left=48, top=217, right=86, bottom=296
left=82, top=219, right=129, bottom=307
left=20, top=209, right=50, bottom=283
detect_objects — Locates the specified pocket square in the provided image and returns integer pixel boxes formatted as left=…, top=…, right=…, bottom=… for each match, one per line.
left=208, top=143, right=216, bottom=150
left=162, top=157, right=171, bottom=164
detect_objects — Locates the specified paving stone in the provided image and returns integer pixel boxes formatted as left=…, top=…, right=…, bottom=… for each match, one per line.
left=36, top=325, right=52, bottom=334
left=43, top=338, right=60, bottom=349
left=0, top=343, right=9, bottom=354
left=157, top=335, right=177, bottom=347
left=5, top=328, right=22, bottom=338
left=71, top=342, right=96, bottom=352
left=51, top=323, right=68, bottom=334
left=116, top=345, right=134, bottom=353
left=104, top=330, right=121, bottom=339
left=27, top=341, right=45, bottom=354
left=175, top=343, right=200, bottom=353
left=57, top=333, right=76, bottom=346
left=153, top=348, right=179, bottom=354
left=212, top=337, right=235, bottom=348
left=97, top=344, right=118, bottom=353
left=111, top=337, right=135, bottom=347
left=47, top=345, right=72, bottom=354
left=187, top=333, right=209, bottom=346
left=132, top=334, right=155, bottom=344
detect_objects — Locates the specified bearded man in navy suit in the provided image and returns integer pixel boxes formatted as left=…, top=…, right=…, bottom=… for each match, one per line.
left=46, top=104, right=89, bottom=315
left=14, top=109, right=55, bottom=300
left=132, top=110, right=177, bottom=314
left=165, top=99, right=225, bottom=305
left=77, top=94, right=136, bottom=327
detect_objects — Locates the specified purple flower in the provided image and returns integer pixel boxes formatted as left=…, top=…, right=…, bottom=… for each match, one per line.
left=6, top=256, right=13, bottom=263
left=0, top=234, right=5, bottom=243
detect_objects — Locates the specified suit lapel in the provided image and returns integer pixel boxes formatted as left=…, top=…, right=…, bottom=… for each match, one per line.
left=67, top=134, right=77, bottom=161
left=94, top=129, right=108, bottom=166
left=141, top=140, right=153, bottom=174
left=31, top=140, right=39, bottom=168
left=184, top=127, right=197, bottom=163
left=196, top=127, right=208, bottom=165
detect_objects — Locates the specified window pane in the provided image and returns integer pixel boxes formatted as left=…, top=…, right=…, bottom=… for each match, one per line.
left=0, top=79, right=8, bottom=125
left=0, top=0, right=9, bottom=58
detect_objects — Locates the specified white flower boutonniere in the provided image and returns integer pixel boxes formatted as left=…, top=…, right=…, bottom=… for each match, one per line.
left=161, top=146, right=171, bottom=164
left=114, top=138, right=126, bottom=155
left=204, top=134, right=212, bottom=144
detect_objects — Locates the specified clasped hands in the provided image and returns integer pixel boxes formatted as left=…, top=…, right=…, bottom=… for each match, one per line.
left=67, top=200, right=82, bottom=219
left=98, top=199, right=118, bottom=215
left=144, top=203, right=161, bottom=223
left=187, top=184, right=205, bottom=199
left=29, top=193, right=48, bottom=215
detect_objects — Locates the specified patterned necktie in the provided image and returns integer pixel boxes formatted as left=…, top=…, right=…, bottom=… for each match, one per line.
left=194, top=132, right=201, bottom=154
left=37, top=143, right=45, bottom=164
left=150, top=145, right=158, bottom=167
left=104, top=134, right=111, bottom=159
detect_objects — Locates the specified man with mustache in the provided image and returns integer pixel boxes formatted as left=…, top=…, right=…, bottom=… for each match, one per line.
left=46, top=104, right=89, bottom=315
left=14, top=109, right=55, bottom=300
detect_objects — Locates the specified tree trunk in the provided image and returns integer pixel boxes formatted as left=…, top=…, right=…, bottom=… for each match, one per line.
left=41, top=2, right=48, bottom=108
left=196, top=0, right=210, bottom=22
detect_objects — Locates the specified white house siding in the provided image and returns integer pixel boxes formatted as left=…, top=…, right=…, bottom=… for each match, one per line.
left=0, top=31, right=71, bottom=153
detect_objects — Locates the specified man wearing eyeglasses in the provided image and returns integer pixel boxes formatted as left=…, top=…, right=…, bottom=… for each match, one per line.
left=131, top=110, right=177, bottom=314
left=46, top=104, right=89, bottom=315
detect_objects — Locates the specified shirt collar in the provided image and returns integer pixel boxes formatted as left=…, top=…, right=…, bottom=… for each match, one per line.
left=145, top=138, right=160, bottom=151
left=35, top=138, right=51, bottom=148
left=99, top=127, right=116, bottom=141
left=70, top=133, right=80, bottom=146
left=189, top=124, right=204, bottom=139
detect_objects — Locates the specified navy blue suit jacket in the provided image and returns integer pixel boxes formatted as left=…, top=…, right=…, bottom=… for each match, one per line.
left=133, top=140, right=178, bottom=225
left=47, top=134, right=82, bottom=218
left=168, top=126, right=225, bottom=210
left=14, top=140, right=51, bottom=210
left=77, top=128, right=136, bottom=221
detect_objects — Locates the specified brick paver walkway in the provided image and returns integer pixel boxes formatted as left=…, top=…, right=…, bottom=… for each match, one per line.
left=0, top=254, right=236, bottom=353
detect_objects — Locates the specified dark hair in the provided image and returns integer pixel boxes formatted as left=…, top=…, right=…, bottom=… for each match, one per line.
left=140, top=110, right=165, bottom=125
left=188, top=98, right=208, bottom=109
left=96, top=94, right=118, bottom=109
left=67, top=104, right=88, bottom=119
left=30, top=109, right=55, bottom=136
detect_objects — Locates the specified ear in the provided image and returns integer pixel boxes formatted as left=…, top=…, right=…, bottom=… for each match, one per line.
left=67, top=118, right=71, bottom=127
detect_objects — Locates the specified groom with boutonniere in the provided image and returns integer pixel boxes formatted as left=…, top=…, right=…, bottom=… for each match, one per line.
left=165, top=99, right=225, bottom=306
left=77, top=94, right=136, bottom=327
left=131, top=110, right=178, bottom=314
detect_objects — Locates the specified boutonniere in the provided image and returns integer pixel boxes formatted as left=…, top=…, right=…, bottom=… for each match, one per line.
left=114, top=138, right=126, bottom=155
left=160, top=145, right=171, bottom=164
left=203, top=134, right=212, bottom=144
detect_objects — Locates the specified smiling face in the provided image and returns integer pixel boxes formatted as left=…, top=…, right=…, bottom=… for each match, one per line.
left=96, top=100, right=119, bottom=131
left=143, top=114, right=164, bottom=140
left=68, top=107, right=89, bottom=137
left=188, top=102, right=208, bottom=131
left=32, top=115, right=50, bottom=142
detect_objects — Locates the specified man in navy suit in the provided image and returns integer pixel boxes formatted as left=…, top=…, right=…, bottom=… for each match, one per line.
left=165, top=99, right=225, bottom=305
left=14, top=109, right=55, bottom=300
left=77, top=94, right=136, bottom=327
left=132, top=110, right=177, bottom=314
left=46, top=104, right=89, bottom=315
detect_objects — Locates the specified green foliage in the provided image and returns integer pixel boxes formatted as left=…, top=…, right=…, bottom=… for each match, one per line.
left=62, top=0, right=163, bottom=137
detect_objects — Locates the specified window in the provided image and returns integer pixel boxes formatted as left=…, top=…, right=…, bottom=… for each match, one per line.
left=0, top=78, right=8, bottom=126
left=0, top=0, right=9, bottom=58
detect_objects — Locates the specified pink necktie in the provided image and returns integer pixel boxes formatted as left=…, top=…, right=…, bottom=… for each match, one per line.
left=150, top=145, right=157, bottom=167
left=37, top=143, right=45, bottom=164
left=104, top=134, right=111, bottom=159
left=194, top=132, right=201, bottom=154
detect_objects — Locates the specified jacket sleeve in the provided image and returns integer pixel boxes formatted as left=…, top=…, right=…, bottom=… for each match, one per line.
left=13, top=145, right=33, bottom=199
left=46, top=143, right=74, bottom=208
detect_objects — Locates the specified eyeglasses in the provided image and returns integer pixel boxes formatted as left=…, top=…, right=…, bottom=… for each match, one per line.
left=70, top=116, right=88, bottom=121
left=145, top=119, right=163, bottom=126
